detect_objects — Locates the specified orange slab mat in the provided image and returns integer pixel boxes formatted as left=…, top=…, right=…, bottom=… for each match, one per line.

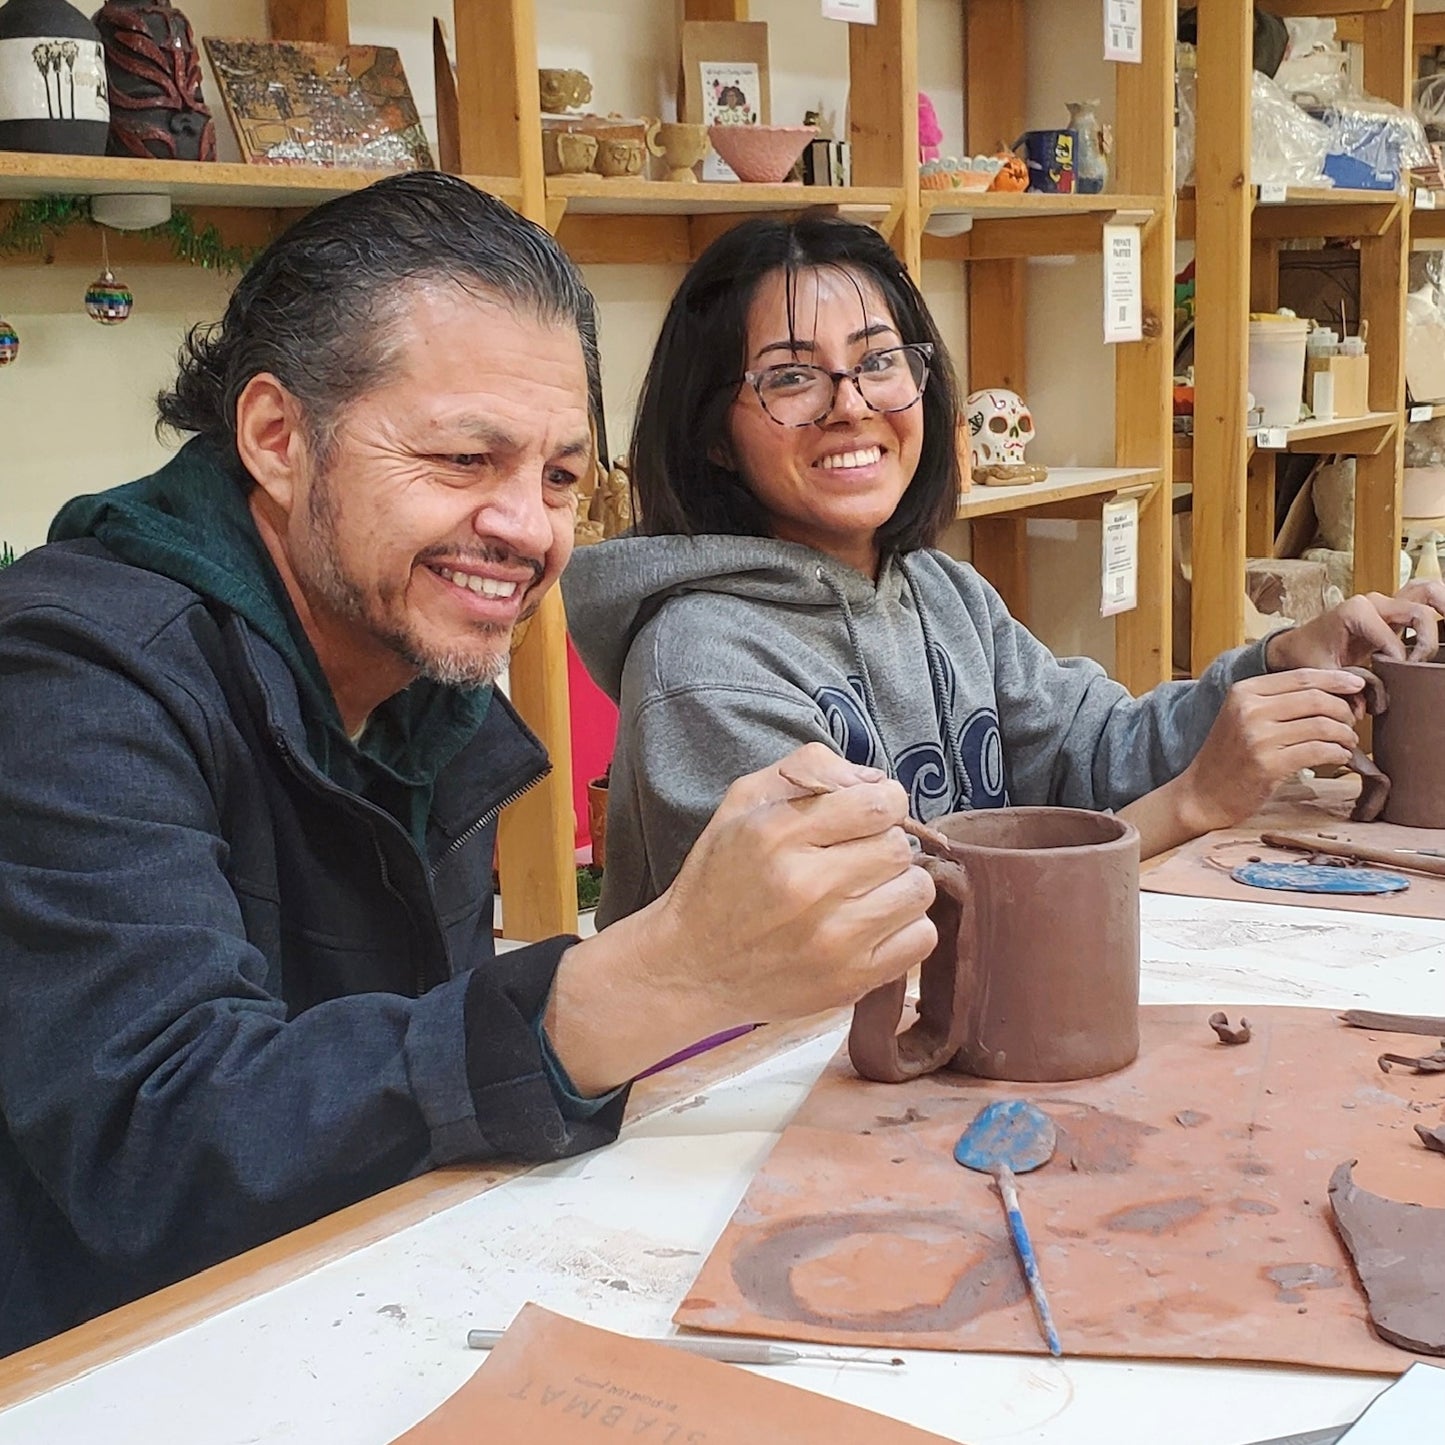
left=392, top=1304, right=956, bottom=1444
left=676, top=1006, right=1445, bottom=1374
left=1141, top=778, right=1445, bottom=920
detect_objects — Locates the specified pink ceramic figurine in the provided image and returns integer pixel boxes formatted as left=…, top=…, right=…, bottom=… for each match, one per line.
left=918, top=91, right=942, bottom=163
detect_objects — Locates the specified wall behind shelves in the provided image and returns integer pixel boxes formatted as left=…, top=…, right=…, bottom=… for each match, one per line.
left=4, top=0, right=1107, bottom=677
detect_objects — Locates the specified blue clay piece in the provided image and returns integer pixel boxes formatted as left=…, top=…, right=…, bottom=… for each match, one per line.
left=1231, top=861, right=1409, bottom=895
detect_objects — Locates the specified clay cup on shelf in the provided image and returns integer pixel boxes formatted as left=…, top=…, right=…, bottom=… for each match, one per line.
left=706, top=123, right=816, bottom=183
left=849, top=807, right=1141, bottom=1085
left=595, top=135, right=647, bottom=178
left=653, top=121, right=709, bottom=183
left=541, top=128, right=598, bottom=176
left=538, top=67, right=592, bottom=114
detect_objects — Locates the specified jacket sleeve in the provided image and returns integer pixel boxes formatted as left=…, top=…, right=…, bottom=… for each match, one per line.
left=970, top=576, right=1272, bottom=810
left=0, top=605, right=623, bottom=1286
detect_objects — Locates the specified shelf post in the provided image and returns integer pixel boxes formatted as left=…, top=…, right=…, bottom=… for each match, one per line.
left=848, top=0, right=919, bottom=273
left=266, top=0, right=348, bottom=45
left=963, top=0, right=1030, bottom=622
left=1355, top=0, right=1412, bottom=599
left=1112, top=0, right=1176, bottom=693
left=454, top=0, right=575, bottom=940
left=1189, top=0, right=1253, bottom=672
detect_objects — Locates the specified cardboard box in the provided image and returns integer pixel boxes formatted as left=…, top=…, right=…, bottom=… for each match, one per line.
left=1306, top=352, right=1370, bottom=418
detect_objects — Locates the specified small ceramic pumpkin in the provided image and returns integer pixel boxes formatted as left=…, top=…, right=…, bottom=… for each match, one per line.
left=988, top=152, right=1028, bottom=193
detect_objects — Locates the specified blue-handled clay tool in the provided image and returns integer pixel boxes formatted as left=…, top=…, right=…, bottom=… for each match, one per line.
left=954, top=1099, right=1062, bottom=1357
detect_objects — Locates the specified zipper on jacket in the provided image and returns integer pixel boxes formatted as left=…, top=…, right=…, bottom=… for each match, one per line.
left=427, top=767, right=550, bottom=881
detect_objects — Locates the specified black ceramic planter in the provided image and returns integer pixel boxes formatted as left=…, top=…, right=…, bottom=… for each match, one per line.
left=0, top=0, right=110, bottom=155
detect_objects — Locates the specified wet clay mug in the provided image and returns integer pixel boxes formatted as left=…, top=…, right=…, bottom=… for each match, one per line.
left=1349, top=651, right=1445, bottom=827
left=849, top=807, right=1141, bottom=1084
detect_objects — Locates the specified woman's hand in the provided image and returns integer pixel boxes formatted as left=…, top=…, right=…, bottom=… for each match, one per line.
left=1265, top=586, right=1444, bottom=670
left=1122, top=669, right=1365, bottom=857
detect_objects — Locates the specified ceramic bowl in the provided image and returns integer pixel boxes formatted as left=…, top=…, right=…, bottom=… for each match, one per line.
left=707, top=124, right=816, bottom=183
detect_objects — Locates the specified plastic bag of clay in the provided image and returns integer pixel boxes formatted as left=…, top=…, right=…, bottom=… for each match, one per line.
left=1176, top=68, right=1197, bottom=189
left=1274, top=18, right=1348, bottom=105
left=1305, top=91, right=1432, bottom=185
left=1417, top=73, right=1445, bottom=144
left=1250, top=71, right=1331, bottom=187
left=1404, top=415, right=1445, bottom=469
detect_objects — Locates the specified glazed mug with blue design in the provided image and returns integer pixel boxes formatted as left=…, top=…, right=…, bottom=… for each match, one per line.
left=1013, top=128, right=1076, bottom=193
left=849, top=806, right=1140, bottom=1084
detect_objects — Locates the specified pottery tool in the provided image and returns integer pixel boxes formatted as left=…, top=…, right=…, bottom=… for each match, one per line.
left=775, top=765, right=953, bottom=854
left=1261, top=830, right=1445, bottom=880
left=466, top=1329, right=905, bottom=1367
left=953, top=1099, right=1062, bottom=1358
left=1230, top=860, right=1409, bottom=895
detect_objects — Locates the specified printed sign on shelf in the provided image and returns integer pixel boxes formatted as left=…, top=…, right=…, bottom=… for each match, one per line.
left=1103, top=223, right=1142, bottom=344
left=822, top=0, right=877, bottom=22
left=1100, top=495, right=1140, bottom=617
left=1104, top=0, right=1142, bottom=62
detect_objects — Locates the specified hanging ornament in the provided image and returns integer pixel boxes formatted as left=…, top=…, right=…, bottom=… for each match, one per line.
left=84, top=231, right=132, bottom=324
left=0, top=315, right=18, bottom=366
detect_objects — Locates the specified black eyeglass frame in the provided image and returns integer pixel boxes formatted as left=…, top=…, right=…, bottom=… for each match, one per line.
left=740, top=342, right=935, bottom=428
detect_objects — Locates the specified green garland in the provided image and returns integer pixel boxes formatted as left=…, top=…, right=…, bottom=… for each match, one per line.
left=0, top=195, right=257, bottom=272
left=0, top=544, right=16, bottom=570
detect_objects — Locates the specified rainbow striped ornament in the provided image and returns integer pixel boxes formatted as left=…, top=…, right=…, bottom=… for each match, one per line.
left=84, top=269, right=133, bottom=325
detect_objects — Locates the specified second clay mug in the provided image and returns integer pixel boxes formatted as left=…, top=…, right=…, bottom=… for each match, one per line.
left=849, top=806, right=1141, bottom=1084
left=1347, top=650, right=1445, bottom=827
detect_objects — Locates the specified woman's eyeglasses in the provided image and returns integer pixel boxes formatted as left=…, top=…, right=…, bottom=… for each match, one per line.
left=742, top=343, right=934, bottom=427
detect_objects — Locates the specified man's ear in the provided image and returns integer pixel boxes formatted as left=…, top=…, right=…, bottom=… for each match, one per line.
left=235, top=373, right=308, bottom=515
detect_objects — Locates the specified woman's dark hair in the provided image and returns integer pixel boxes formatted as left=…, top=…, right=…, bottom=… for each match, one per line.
left=629, top=211, right=961, bottom=554
left=157, top=171, right=600, bottom=468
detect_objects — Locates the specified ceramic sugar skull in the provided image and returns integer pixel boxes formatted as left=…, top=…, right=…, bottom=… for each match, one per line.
left=965, top=388, right=1036, bottom=468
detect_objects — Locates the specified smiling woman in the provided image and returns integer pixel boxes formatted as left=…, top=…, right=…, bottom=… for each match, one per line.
left=562, top=211, right=1406, bottom=929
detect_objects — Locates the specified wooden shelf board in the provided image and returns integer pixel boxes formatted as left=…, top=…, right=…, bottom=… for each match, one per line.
left=1259, top=0, right=1393, bottom=15
left=1248, top=410, right=1398, bottom=454
left=0, top=153, right=521, bottom=208
left=956, top=466, right=1160, bottom=521
left=1258, top=185, right=1399, bottom=208
left=545, top=175, right=901, bottom=217
left=923, top=190, right=1160, bottom=221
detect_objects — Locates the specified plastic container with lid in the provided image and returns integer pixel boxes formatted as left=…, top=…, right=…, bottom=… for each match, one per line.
left=1248, top=314, right=1310, bottom=427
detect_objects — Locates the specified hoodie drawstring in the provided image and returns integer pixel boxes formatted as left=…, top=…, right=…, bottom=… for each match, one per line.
left=814, top=564, right=898, bottom=778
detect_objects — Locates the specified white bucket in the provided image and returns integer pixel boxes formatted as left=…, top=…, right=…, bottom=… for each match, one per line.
left=1248, top=318, right=1309, bottom=428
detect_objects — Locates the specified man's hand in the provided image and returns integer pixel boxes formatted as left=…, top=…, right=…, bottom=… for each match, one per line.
left=545, top=743, right=936, bottom=1095
left=1265, top=586, right=1443, bottom=671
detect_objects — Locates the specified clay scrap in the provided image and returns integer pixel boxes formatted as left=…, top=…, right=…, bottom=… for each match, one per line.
left=1378, top=1044, right=1445, bottom=1075
left=1345, top=668, right=1392, bottom=824
left=1340, top=1010, right=1445, bottom=1036
left=1209, top=1011, right=1251, bottom=1045
left=1415, top=1124, right=1445, bottom=1156
left=1328, top=1160, right=1445, bottom=1355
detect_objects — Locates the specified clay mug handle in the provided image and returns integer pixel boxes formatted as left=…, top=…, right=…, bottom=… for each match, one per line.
left=644, top=116, right=663, bottom=157
left=848, top=854, right=973, bottom=1083
left=1344, top=665, right=1391, bottom=822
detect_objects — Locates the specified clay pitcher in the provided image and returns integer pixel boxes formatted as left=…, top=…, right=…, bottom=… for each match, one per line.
left=849, top=807, right=1141, bottom=1085
left=1370, top=653, right=1445, bottom=828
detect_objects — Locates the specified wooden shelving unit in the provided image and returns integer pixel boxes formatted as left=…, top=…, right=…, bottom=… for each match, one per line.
left=1187, top=1, right=1412, bottom=674
left=2, top=0, right=1180, bottom=935
left=935, top=0, right=1176, bottom=697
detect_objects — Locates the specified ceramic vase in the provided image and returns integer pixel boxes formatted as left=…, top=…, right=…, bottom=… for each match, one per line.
left=850, top=807, right=1141, bottom=1084
left=1066, top=99, right=1108, bottom=195
left=0, top=0, right=110, bottom=154
left=93, top=0, right=214, bottom=161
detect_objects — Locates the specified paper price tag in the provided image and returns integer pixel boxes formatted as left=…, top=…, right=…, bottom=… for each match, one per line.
left=1100, top=496, right=1140, bottom=617
left=1103, top=0, right=1141, bottom=63
left=821, top=0, right=877, bottom=21
left=1257, top=181, right=1288, bottom=204
left=1257, top=427, right=1290, bottom=450
left=1102, top=223, right=1142, bottom=344
left=1410, top=404, right=1433, bottom=422
left=1416, top=188, right=1438, bottom=210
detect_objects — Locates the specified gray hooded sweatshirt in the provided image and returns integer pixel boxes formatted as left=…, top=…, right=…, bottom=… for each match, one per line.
left=563, top=537, right=1269, bottom=927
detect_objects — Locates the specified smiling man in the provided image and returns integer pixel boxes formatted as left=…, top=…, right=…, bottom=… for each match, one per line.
left=0, top=175, right=937, bottom=1355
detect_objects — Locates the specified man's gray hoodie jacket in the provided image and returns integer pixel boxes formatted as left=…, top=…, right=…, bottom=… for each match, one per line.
left=564, top=537, right=1269, bottom=927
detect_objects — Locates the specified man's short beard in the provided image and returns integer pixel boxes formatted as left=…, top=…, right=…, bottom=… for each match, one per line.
left=301, top=462, right=513, bottom=691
